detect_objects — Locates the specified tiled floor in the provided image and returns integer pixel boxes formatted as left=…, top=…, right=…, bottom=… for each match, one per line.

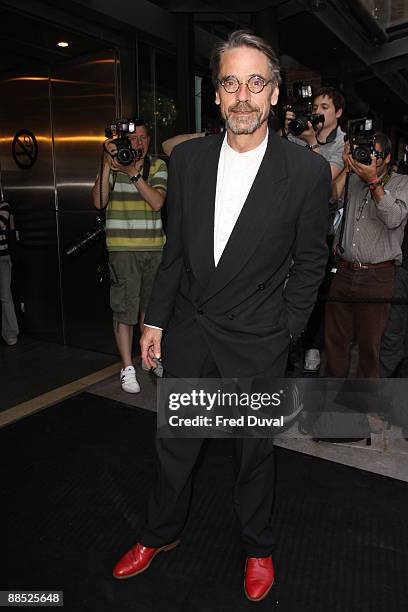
left=0, top=335, right=120, bottom=411
left=87, top=359, right=158, bottom=413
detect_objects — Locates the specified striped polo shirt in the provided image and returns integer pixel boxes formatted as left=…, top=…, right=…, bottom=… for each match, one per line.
left=106, top=156, right=167, bottom=251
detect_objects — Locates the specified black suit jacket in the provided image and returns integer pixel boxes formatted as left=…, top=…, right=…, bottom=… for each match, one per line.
left=145, top=130, right=331, bottom=377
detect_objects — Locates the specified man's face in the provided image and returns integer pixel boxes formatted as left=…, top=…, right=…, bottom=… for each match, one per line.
left=312, top=95, right=342, bottom=132
left=129, top=125, right=150, bottom=158
left=215, top=46, right=279, bottom=135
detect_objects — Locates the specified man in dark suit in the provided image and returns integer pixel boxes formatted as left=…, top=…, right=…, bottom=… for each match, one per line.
left=113, top=30, right=331, bottom=602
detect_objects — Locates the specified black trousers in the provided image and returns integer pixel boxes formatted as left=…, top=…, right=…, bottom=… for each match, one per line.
left=140, top=351, right=276, bottom=557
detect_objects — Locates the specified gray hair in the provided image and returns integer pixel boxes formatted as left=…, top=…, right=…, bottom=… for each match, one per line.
left=210, top=30, right=281, bottom=88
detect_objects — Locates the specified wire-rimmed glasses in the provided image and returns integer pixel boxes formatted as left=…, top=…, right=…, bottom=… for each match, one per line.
left=217, top=75, right=272, bottom=94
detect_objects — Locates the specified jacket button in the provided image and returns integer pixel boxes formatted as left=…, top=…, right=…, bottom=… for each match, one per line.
left=185, top=267, right=191, bottom=272
left=228, top=313, right=235, bottom=320
left=258, top=283, right=265, bottom=290
left=197, top=309, right=204, bottom=315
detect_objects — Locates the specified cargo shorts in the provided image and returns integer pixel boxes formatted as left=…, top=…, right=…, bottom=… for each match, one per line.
left=108, top=251, right=162, bottom=325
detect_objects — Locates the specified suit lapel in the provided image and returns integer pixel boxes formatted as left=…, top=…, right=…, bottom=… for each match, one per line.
left=200, top=129, right=288, bottom=304
left=188, top=133, right=224, bottom=288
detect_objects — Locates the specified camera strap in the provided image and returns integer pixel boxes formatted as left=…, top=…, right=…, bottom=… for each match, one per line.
left=317, top=126, right=338, bottom=146
left=335, top=170, right=351, bottom=256
left=98, top=153, right=112, bottom=213
left=142, top=155, right=150, bottom=181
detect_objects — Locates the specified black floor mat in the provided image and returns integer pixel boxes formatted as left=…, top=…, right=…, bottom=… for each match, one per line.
left=4, top=393, right=408, bottom=612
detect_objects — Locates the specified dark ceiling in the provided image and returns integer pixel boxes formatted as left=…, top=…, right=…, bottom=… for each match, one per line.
left=0, top=5, right=114, bottom=74
left=1, top=0, right=407, bottom=131
left=149, top=0, right=408, bottom=129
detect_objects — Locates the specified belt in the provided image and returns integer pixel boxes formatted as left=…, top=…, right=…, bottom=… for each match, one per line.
left=337, top=259, right=395, bottom=270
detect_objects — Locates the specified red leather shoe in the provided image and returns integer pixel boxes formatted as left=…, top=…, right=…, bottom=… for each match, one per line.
left=244, top=556, right=275, bottom=601
left=113, top=540, right=180, bottom=579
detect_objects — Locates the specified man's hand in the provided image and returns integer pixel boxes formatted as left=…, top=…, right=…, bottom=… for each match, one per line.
left=283, top=109, right=321, bottom=145
left=342, top=141, right=352, bottom=172
left=283, top=109, right=296, bottom=135
left=103, top=138, right=118, bottom=169
left=298, top=121, right=320, bottom=145
left=122, top=158, right=144, bottom=177
left=140, top=326, right=163, bottom=369
left=347, top=149, right=378, bottom=183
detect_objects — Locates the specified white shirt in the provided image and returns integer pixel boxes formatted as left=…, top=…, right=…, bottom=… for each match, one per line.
left=214, top=131, right=268, bottom=265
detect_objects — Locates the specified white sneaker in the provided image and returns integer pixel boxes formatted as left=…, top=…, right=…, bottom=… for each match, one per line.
left=304, top=349, right=321, bottom=372
left=120, top=366, right=140, bottom=393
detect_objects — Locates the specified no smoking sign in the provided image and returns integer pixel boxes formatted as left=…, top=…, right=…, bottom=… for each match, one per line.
left=12, top=129, right=38, bottom=169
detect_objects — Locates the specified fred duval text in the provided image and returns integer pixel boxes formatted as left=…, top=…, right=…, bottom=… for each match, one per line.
left=167, top=415, right=284, bottom=428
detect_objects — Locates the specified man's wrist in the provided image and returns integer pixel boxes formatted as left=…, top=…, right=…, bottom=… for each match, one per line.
left=306, top=143, right=320, bottom=151
left=130, top=173, right=142, bottom=184
left=366, top=176, right=384, bottom=193
left=369, top=183, right=385, bottom=195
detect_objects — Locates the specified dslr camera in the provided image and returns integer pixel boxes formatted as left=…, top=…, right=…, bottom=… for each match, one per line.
left=286, top=83, right=325, bottom=137
left=347, top=118, right=380, bottom=166
left=105, top=119, right=143, bottom=166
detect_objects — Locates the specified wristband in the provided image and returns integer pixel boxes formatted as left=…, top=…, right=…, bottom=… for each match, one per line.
left=367, top=176, right=380, bottom=185
left=306, top=143, right=319, bottom=151
left=130, top=173, right=142, bottom=183
left=368, top=181, right=382, bottom=192
left=367, top=177, right=381, bottom=192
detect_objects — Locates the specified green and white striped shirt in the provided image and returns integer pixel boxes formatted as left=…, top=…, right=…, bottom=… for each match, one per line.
left=106, top=156, right=167, bottom=251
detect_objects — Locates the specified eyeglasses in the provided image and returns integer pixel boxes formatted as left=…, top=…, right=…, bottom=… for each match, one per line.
left=217, top=75, right=272, bottom=94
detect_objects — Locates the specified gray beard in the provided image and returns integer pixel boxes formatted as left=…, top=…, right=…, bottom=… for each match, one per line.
left=225, top=113, right=262, bottom=134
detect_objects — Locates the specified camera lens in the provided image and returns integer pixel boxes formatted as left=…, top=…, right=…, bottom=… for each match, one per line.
left=288, top=117, right=308, bottom=137
left=117, top=148, right=133, bottom=165
left=353, top=146, right=371, bottom=165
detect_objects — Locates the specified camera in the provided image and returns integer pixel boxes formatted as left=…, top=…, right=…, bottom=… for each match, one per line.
left=286, top=83, right=325, bottom=137
left=105, top=119, right=143, bottom=166
left=347, top=118, right=379, bottom=166
left=66, top=215, right=105, bottom=257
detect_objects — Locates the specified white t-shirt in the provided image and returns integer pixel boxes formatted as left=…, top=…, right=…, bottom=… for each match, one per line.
left=214, top=131, right=268, bottom=265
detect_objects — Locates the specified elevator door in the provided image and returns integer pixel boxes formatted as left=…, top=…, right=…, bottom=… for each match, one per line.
left=52, top=51, right=118, bottom=353
left=0, top=71, right=62, bottom=343
left=0, top=48, right=119, bottom=353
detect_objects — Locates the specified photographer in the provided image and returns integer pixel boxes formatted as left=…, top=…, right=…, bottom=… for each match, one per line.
left=284, top=86, right=345, bottom=180
left=284, top=86, right=346, bottom=372
left=92, top=118, right=167, bottom=393
left=325, top=132, right=408, bottom=378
